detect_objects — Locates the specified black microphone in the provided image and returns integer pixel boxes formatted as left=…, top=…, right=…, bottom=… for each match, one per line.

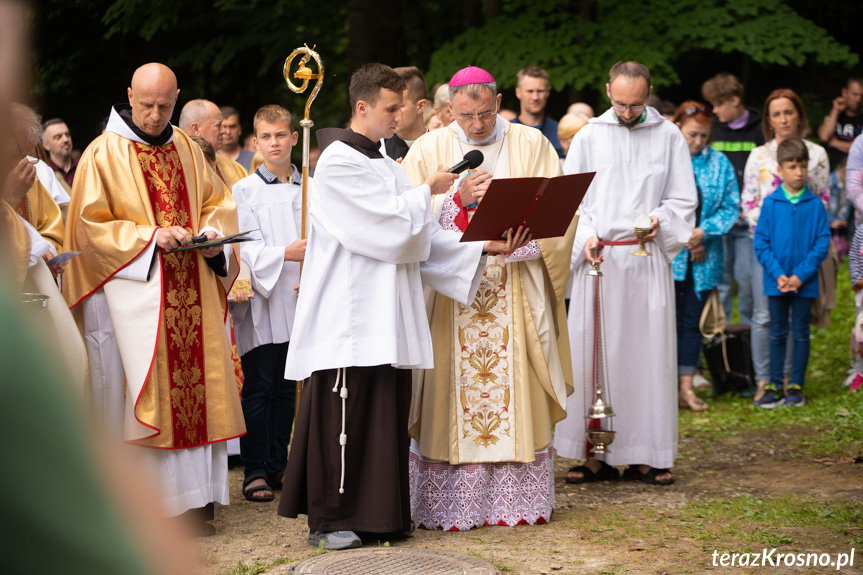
left=448, top=150, right=484, bottom=174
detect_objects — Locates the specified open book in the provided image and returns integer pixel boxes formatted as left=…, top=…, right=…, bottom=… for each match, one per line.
left=460, top=172, right=594, bottom=242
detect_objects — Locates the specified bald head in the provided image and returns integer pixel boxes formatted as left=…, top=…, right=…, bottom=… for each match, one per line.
left=127, top=62, right=180, bottom=136
left=567, top=102, right=594, bottom=118
left=179, top=99, right=223, bottom=151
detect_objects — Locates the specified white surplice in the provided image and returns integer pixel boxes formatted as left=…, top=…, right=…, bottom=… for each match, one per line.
left=554, top=107, right=697, bottom=469
left=284, top=140, right=486, bottom=381
left=230, top=169, right=302, bottom=356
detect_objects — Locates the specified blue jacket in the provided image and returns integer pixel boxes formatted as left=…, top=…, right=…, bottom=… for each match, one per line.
left=673, top=146, right=739, bottom=296
left=753, top=186, right=830, bottom=298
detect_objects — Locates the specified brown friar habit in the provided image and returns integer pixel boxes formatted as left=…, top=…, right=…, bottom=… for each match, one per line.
left=278, top=365, right=411, bottom=534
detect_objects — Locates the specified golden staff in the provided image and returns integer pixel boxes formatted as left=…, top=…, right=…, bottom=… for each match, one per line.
left=283, top=44, right=324, bottom=255
left=284, top=44, right=323, bottom=419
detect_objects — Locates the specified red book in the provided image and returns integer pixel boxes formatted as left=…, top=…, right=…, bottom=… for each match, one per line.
left=459, top=172, right=594, bottom=242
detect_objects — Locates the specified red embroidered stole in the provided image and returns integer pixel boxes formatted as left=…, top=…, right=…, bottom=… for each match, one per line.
left=134, top=142, right=208, bottom=447
left=14, top=196, right=30, bottom=224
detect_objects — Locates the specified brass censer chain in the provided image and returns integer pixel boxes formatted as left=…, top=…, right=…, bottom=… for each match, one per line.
left=582, top=259, right=616, bottom=455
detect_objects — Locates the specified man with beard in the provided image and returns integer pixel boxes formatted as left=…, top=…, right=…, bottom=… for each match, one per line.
left=554, top=61, right=697, bottom=486
left=41, top=118, right=78, bottom=192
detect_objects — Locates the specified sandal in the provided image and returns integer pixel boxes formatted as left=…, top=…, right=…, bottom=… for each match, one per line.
left=678, top=389, right=708, bottom=411
left=243, top=474, right=274, bottom=502
left=753, top=379, right=768, bottom=402
left=565, top=460, right=620, bottom=484
left=623, top=465, right=674, bottom=485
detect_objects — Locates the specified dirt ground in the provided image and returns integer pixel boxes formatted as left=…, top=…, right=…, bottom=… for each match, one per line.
left=196, top=428, right=862, bottom=574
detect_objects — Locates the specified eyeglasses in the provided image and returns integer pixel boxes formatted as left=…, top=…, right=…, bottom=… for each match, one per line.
left=611, top=102, right=646, bottom=114
left=684, top=105, right=712, bottom=117
left=456, top=109, right=498, bottom=122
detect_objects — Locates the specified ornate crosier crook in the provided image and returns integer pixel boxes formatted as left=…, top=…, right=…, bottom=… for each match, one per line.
left=283, top=44, right=323, bottom=248
left=284, top=44, right=323, bottom=416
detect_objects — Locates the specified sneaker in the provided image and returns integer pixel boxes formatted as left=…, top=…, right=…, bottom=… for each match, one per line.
left=757, top=383, right=785, bottom=409
left=692, top=373, right=710, bottom=390
left=850, top=374, right=863, bottom=392
left=308, top=530, right=362, bottom=550
left=785, top=384, right=805, bottom=407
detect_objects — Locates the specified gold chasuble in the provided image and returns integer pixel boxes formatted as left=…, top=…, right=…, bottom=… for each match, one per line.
left=15, top=178, right=64, bottom=254
left=214, top=154, right=248, bottom=188
left=64, top=128, right=244, bottom=449
left=403, top=120, right=576, bottom=465
left=0, top=201, right=31, bottom=290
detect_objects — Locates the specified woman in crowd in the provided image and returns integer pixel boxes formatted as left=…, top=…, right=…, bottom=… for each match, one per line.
left=672, top=102, right=739, bottom=410
left=741, top=89, right=830, bottom=400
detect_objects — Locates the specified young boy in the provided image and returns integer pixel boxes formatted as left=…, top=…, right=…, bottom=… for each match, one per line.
left=753, top=138, right=830, bottom=408
left=230, top=105, right=306, bottom=501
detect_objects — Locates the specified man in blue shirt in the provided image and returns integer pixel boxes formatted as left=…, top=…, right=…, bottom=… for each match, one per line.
left=511, top=66, right=564, bottom=158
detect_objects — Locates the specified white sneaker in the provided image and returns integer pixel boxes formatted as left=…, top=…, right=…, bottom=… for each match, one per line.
left=692, top=373, right=710, bottom=389
left=308, top=530, right=362, bottom=550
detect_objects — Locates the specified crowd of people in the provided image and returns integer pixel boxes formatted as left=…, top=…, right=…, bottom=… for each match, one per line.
left=4, top=49, right=862, bottom=563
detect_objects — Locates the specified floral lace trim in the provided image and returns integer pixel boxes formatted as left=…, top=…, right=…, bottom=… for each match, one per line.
left=409, top=447, right=554, bottom=531
left=438, top=192, right=541, bottom=262
left=439, top=192, right=463, bottom=232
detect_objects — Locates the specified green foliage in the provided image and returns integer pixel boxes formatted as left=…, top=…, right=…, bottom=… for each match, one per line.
left=428, top=0, right=858, bottom=92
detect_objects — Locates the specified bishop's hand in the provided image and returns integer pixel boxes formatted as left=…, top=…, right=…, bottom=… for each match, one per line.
left=458, top=170, right=493, bottom=207
left=484, top=226, right=530, bottom=256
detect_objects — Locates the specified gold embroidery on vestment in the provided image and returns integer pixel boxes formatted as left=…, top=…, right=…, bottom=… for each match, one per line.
left=456, top=258, right=513, bottom=448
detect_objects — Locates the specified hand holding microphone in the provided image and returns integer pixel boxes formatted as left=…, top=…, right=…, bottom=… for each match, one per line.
left=424, top=150, right=485, bottom=196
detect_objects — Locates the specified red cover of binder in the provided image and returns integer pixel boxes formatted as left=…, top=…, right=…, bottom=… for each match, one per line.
left=459, top=172, right=595, bottom=242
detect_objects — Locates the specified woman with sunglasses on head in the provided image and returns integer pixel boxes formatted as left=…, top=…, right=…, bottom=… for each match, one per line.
left=672, top=102, right=740, bottom=411
left=741, top=89, right=830, bottom=401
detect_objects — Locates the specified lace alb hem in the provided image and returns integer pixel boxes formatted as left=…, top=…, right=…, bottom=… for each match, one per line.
left=409, top=446, right=554, bottom=531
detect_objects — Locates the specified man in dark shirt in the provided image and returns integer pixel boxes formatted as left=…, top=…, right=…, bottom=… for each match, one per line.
left=702, top=73, right=764, bottom=324
left=41, top=118, right=77, bottom=192
left=818, top=78, right=863, bottom=166
left=384, top=66, right=428, bottom=162
left=511, top=66, right=564, bottom=158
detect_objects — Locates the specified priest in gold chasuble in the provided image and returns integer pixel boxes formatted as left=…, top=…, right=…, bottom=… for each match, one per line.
left=64, top=64, right=244, bottom=525
left=402, top=67, right=575, bottom=531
